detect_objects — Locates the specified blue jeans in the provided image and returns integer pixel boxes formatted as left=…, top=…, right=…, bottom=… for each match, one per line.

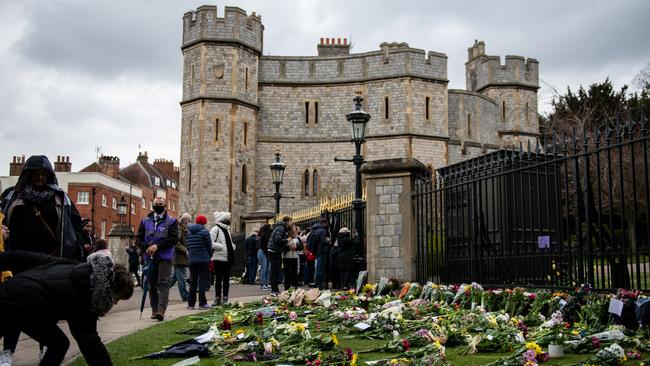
left=168, top=266, right=188, bottom=300
left=315, top=253, right=328, bottom=289
left=257, top=249, right=269, bottom=287
left=247, top=255, right=258, bottom=284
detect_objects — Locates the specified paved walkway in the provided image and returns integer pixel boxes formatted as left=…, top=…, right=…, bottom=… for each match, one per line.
left=12, top=284, right=267, bottom=366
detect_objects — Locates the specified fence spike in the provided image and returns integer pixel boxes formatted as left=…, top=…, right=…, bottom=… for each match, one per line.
left=582, top=129, right=590, bottom=152
left=593, top=128, right=601, bottom=146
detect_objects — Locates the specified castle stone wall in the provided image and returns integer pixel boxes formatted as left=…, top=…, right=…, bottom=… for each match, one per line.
left=182, top=6, right=263, bottom=52
left=259, top=44, right=447, bottom=84
left=448, top=89, right=499, bottom=144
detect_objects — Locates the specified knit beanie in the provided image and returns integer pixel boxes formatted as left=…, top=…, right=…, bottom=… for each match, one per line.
left=196, top=215, right=208, bottom=225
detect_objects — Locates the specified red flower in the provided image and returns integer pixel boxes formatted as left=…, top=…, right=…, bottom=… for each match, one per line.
left=564, top=322, right=571, bottom=329
left=401, top=339, right=410, bottom=351
left=591, top=336, right=601, bottom=348
left=528, top=293, right=537, bottom=300
left=256, top=312, right=264, bottom=326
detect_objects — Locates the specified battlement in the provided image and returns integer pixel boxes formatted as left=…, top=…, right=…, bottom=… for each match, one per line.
left=259, top=42, right=447, bottom=84
left=182, top=5, right=263, bottom=53
left=466, top=40, right=538, bottom=92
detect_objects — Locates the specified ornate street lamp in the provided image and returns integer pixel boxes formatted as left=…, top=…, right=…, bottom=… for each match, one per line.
left=269, top=152, right=286, bottom=216
left=117, top=196, right=128, bottom=224
left=336, top=95, right=371, bottom=242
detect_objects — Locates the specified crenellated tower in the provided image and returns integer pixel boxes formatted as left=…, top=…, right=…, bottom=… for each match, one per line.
left=465, top=40, right=539, bottom=146
left=179, top=5, right=263, bottom=230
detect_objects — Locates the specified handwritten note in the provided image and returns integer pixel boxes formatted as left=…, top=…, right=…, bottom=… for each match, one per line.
left=608, top=298, right=624, bottom=316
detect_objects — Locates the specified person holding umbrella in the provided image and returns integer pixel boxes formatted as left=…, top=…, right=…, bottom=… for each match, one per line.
left=136, top=197, right=178, bottom=321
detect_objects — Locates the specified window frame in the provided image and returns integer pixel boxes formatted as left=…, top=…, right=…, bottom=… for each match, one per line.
left=77, top=191, right=90, bottom=205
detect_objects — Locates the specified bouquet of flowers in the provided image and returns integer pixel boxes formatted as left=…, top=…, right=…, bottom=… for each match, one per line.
left=581, top=343, right=627, bottom=365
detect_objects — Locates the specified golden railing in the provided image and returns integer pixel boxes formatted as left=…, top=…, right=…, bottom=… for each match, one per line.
left=272, top=188, right=367, bottom=223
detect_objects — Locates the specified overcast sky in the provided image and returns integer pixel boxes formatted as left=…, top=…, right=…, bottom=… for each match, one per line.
left=1, top=0, right=648, bottom=175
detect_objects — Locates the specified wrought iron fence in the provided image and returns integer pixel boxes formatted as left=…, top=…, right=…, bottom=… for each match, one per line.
left=279, top=190, right=367, bottom=256
left=414, top=118, right=650, bottom=290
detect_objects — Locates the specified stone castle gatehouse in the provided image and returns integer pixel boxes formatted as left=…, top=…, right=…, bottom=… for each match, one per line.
left=179, top=5, right=540, bottom=230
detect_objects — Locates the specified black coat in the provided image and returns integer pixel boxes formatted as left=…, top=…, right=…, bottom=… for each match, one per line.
left=1, top=155, right=83, bottom=261
left=245, top=234, right=258, bottom=257
left=337, top=232, right=355, bottom=270
left=267, top=223, right=289, bottom=253
left=0, top=251, right=115, bottom=365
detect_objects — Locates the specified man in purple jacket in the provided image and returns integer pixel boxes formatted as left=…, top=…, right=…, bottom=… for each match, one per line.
left=136, top=197, right=178, bottom=321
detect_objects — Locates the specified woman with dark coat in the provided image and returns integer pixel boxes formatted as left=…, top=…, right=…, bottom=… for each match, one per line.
left=336, top=228, right=356, bottom=290
left=0, top=250, right=134, bottom=365
left=186, top=215, right=213, bottom=309
left=0, top=155, right=83, bottom=260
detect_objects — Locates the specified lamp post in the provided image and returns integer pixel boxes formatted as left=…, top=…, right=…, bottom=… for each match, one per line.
left=336, top=95, right=371, bottom=242
left=116, top=196, right=127, bottom=224
left=269, top=152, right=286, bottom=216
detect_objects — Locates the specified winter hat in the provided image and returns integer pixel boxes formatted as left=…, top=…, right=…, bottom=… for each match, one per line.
left=214, top=211, right=231, bottom=224
left=196, top=215, right=208, bottom=225
left=339, top=227, right=351, bottom=234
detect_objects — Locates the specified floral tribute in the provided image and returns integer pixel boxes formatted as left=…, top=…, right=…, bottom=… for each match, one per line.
left=152, top=281, right=650, bottom=365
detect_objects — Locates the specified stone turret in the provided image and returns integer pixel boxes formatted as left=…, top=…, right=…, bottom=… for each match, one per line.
left=179, top=5, right=261, bottom=231
left=465, top=40, right=539, bottom=145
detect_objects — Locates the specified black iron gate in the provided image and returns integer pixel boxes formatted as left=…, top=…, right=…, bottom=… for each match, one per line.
left=414, top=120, right=650, bottom=290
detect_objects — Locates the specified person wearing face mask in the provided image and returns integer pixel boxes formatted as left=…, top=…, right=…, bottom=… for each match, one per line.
left=136, top=197, right=178, bottom=321
left=210, top=211, right=235, bottom=306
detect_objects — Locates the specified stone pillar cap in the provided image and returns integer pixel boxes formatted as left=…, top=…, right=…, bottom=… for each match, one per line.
left=361, top=158, right=429, bottom=175
left=108, top=224, right=135, bottom=237
left=241, top=210, right=275, bottom=220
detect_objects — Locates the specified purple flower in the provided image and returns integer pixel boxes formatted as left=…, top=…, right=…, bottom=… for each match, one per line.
left=523, top=349, right=537, bottom=362
left=537, top=352, right=549, bottom=362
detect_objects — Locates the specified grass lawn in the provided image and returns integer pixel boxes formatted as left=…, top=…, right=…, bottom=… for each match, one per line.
left=69, top=313, right=599, bottom=366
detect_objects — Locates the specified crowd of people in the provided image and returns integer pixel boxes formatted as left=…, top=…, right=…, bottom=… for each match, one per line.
left=0, top=155, right=361, bottom=365
left=244, top=215, right=358, bottom=296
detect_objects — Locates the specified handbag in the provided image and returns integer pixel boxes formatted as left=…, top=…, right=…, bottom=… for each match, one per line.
left=305, top=250, right=316, bottom=262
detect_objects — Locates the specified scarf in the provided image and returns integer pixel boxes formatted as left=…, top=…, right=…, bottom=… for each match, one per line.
left=21, top=184, right=55, bottom=205
left=218, top=224, right=235, bottom=264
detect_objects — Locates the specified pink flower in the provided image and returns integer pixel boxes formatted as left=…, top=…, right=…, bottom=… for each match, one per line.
left=591, top=336, right=601, bottom=348
left=289, top=311, right=297, bottom=321
left=537, top=352, right=549, bottom=362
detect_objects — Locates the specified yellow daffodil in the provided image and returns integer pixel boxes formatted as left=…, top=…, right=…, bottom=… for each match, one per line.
left=331, top=334, right=339, bottom=346
left=235, top=329, right=245, bottom=335
left=350, top=354, right=358, bottom=366
left=525, top=342, right=542, bottom=356
left=390, top=359, right=399, bottom=365
left=221, top=331, right=232, bottom=339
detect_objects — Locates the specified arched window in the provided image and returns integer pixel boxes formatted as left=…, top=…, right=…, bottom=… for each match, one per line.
left=187, top=162, right=192, bottom=192
left=241, top=165, right=248, bottom=193
left=312, top=170, right=319, bottom=196
left=303, top=170, right=310, bottom=197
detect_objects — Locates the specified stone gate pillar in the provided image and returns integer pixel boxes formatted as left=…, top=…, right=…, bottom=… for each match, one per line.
left=107, top=224, right=134, bottom=267
left=242, top=211, right=275, bottom=236
left=361, top=158, right=428, bottom=283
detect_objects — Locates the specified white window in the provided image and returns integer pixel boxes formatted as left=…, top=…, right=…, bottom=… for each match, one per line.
left=100, top=220, right=106, bottom=239
left=150, top=201, right=153, bottom=210
left=154, top=177, right=161, bottom=186
left=172, top=182, right=177, bottom=189
left=112, top=197, right=117, bottom=210
left=77, top=192, right=89, bottom=205
left=101, top=194, right=107, bottom=207
left=142, top=197, right=146, bottom=208
left=166, top=179, right=171, bottom=186
left=131, top=203, right=136, bottom=215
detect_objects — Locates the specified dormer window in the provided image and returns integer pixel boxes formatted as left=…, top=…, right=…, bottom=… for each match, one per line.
left=154, top=177, right=161, bottom=186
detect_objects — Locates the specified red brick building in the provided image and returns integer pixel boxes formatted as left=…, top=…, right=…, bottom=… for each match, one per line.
left=1, top=153, right=180, bottom=239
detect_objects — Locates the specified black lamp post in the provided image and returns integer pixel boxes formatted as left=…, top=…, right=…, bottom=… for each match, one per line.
left=117, top=196, right=128, bottom=224
left=269, top=152, right=286, bottom=216
left=336, top=95, right=371, bottom=241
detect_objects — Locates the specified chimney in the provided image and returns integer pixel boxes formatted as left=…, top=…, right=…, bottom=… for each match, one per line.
left=153, top=158, right=175, bottom=180
left=54, top=155, right=72, bottom=173
left=137, top=151, right=149, bottom=164
left=98, top=155, right=120, bottom=178
left=317, top=37, right=351, bottom=57
left=9, top=155, right=25, bottom=176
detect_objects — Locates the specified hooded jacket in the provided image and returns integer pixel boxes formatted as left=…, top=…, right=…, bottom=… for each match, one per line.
left=186, top=223, right=212, bottom=264
left=0, top=250, right=116, bottom=364
left=210, top=211, right=236, bottom=262
left=268, top=221, right=289, bottom=254
left=308, top=222, right=328, bottom=255
left=336, top=229, right=355, bottom=270
left=0, top=155, right=83, bottom=261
